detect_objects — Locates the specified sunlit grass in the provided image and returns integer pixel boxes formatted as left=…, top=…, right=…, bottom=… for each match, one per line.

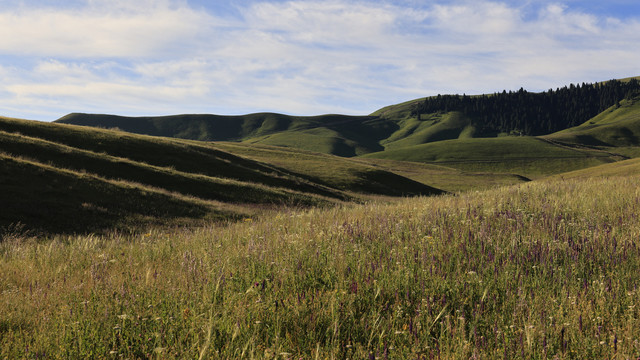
left=2, top=176, right=640, bottom=358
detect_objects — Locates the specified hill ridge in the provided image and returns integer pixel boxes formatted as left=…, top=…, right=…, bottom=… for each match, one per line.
left=1, top=116, right=442, bottom=235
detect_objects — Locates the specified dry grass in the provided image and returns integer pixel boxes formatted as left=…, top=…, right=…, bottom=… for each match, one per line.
left=2, top=176, right=640, bottom=358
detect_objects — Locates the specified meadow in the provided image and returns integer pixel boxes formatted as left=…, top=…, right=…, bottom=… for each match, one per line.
left=2, top=174, right=640, bottom=358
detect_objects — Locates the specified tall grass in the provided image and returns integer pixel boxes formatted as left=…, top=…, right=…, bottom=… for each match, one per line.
left=2, top=176, right=640, bottom=358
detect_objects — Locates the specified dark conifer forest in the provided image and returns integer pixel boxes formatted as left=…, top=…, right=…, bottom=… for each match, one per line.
left=413, top=79, right=640, bottom=135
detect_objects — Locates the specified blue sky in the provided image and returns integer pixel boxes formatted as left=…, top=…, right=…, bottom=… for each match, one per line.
left=0, top=0, right=639, bottom=120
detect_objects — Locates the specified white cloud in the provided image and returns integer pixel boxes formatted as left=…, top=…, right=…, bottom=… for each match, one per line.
left=0, top=0, right=216, bottom=58
left=246, top=1, right=399, bottom=46
left=1, top=0, right=639, bottom=120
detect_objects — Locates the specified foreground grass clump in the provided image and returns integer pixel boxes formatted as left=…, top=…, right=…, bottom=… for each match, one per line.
left=2, top=177, right=640, bottom=358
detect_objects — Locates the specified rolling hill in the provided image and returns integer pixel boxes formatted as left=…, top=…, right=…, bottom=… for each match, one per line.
left=56, top=112, right=396, bottom=157
left=0, top=116, right=441, bottom=235
left=54, top=79, right=640, bottom=177
left=8, top=76, right=640, bottom=234
left=360, top=136, right=626, bottom=178
left=544, top=96, right=640, bottom=147
left=547, top=156, right=640, bottom=179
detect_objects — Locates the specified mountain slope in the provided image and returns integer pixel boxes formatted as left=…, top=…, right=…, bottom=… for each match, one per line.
left=548, top=157, right=640, bottom=179
left=56, top=112, right=396, bottom=157
left=0, top=153, right=232, bottom=235
left=55, top=78, right=640, bottom=158
left=544, top=97, right=640, bottom=147
left=1, top=116, right=442, bottom=235
left=360, top=137, right=623, bottom=179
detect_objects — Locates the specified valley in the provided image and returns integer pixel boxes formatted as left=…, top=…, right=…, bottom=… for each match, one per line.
left=2, top=77, right=640, bottom=358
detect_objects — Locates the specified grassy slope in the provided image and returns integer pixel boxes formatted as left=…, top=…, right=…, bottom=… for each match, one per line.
left=56, top=113, right=396, bottom=157
left=360, top=136, right=621, bottom=178
left=0, top=153, right=233, bottom=234
left=354, top=158, right=529, bottom=192
left=381, top=111, right=476, bottom=149
left=3, top=174, right=640, bottom=358
left=545, top=97, right=640, bottom=147
left=0, top=116, right=443, bottom=234
left=213, top=142, right=443, bottom=196
left=548, top=157, right=640, bottom=179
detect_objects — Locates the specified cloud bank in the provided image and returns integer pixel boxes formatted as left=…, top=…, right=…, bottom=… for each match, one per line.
left=1, top=0, right=639, bottom=119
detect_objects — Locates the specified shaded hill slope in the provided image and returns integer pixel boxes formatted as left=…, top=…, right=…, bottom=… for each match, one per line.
left=214, top=142, right=443, bottom=196
left=0, top=116, right=441, bottom=235
left=0, top=153, right=233, bottom=235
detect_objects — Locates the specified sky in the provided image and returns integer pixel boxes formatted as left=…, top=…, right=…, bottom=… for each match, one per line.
left=0, top=0, right=639, bottom=120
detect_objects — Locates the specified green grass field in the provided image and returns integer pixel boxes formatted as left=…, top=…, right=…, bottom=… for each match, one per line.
left=5, top=80, right=640, bottom=358
left=0, top=116, right=444, bottom=235
left=360, top=136, right=622, bottom=178
left=354, top=158, right=530, bottom=192
left=214, top=142, right=442, bottom=196
left=545, top=97, right=640, bottom=147
left=3, top=174, right=640, bottom=358
left=548, top=156, right=640, bottom=179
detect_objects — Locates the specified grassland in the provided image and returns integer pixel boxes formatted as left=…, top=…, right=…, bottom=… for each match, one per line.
left=53, top=87, right=640, bottom=185
left=545, top=97, right=640, bottom=147
left=360, top=136, right=623, bottom=179
left=56, top=113, right=396, bottom=157
left=353, top=158, right=530, bottom=193
left=548, top=156, right=640, bottom=180
left=0, top=116, right=444, bottom=235
left=213, top=142, right=442, bottom=196
left=5, top=84, right=640, bottom=358
left=2, top=174, right=640, bottom=358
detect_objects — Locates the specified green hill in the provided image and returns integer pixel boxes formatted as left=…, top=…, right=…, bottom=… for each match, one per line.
left=0, top=116, right=441, bottom=235
left=548, top=156, right=640, bottom=179
left=55, top=78, right=640, bottom=156
left=56, top=112, right=396, bottom=157
left=46, top=76, right=640, bottom=183
left=214, top=142, right=446, bottom=195
left=544, top=97, right=640, bottom=147
left=360, top=136, right=623, bottom=178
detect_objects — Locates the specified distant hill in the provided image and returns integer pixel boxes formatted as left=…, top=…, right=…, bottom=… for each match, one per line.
left=360, top=136, right=624, bottom=179
left=55, top=78, right=640, bottom=158
left=56, top=112, right=395, bottom=157
left=0, top=116, right=441, bottom=235
left=410, top=79, right=640, bottom=136
left=544, top=96, right=640, bottom=147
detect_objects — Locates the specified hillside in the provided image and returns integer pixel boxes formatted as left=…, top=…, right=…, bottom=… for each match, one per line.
left=53, top=79, right=640, bottom=182
left=56, top=79, right=640, bottom=154
left=360, top=136, right=624, bottom=179
left=544, top=96, right=640, bottom=147
left=56, top=112, right=396, bottom=157
left=547, top=156, right=640, bottom=179
left=0, top=116, right=441, bottom=235
left=4, top=172, right=640, bottom=358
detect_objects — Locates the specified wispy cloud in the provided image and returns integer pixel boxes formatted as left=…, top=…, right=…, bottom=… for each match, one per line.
left=0, top=0, right=639, bottom=120
left=0, top=0, right=214, bottom=58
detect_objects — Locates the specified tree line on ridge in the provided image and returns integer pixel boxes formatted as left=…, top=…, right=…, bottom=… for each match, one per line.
left=412, top=79, right=640, bottom=136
